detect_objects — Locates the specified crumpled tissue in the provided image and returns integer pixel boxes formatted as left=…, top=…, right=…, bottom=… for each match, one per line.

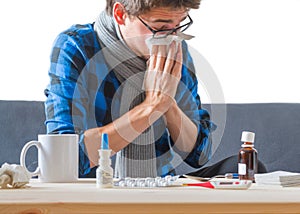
left=0, top=163, right=31, bottom=189
left=145, top=31, right=194, bottom=52
left=146, top=31, right=194, bottom=46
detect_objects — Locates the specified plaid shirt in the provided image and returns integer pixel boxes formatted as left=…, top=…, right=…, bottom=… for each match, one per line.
left=44, top=23, right=214, bottom=177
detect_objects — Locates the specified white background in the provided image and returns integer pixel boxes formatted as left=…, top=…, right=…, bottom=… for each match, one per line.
left=0, top=0, right=299, bottom=103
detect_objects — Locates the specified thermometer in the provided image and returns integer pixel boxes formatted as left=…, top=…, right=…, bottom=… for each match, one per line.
left=183, top=180, right=252, bottom=189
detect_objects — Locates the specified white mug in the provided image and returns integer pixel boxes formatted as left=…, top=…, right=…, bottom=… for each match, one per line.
left=20, top=134, right=79, bottom=182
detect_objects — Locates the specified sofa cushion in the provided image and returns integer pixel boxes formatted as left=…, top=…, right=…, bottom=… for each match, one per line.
left=204, top=103, right=300, bottom=173
left=0, top=100, right=46, bottom=172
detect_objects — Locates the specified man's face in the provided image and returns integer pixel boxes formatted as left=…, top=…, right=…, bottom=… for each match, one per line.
left=119, top=7, right=189, bottom=59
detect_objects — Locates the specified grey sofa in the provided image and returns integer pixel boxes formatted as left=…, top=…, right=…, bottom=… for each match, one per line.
left=1, top=100, right=300, bottom=174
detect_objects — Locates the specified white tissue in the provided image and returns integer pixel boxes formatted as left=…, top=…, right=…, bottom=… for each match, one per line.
left=0, top=163, right=31, bottom=189
left=145, top=31, right=194, bottom=52
left=146, top=31, right=194, bottom=46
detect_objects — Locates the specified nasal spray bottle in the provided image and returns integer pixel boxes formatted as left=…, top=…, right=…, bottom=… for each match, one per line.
left=96, top=133, right=113, bottom=188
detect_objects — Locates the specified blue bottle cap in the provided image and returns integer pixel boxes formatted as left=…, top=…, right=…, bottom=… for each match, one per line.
left=101, top=133, right=109, bottom=150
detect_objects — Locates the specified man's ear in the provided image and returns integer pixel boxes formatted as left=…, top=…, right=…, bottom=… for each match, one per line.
left=113, top=2, right=126, bottom=25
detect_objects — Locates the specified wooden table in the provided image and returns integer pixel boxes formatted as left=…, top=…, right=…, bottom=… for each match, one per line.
left=1, top=178, right=300, bottom=214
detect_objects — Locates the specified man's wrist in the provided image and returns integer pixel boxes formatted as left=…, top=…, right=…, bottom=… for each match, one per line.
left=165, top=100, right=178, bottom=118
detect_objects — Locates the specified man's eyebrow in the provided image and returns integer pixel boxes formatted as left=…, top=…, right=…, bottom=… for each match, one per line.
left=152, top=16, right=188, bottom=23
left=152, top=19, right=173, bottom=23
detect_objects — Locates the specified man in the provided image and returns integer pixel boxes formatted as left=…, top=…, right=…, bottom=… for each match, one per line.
left=45, top=0, right=247, bottom=178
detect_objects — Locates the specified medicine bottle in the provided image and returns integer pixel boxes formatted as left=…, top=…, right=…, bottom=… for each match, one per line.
left=96, top=133, right=113, bottom=188
left=238, top=131, right=258, bottom=181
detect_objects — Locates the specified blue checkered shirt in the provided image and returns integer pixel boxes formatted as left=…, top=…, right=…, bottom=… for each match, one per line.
left=44, top=23, right=214, bottom=177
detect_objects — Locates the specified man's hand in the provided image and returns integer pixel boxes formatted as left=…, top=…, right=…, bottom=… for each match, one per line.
left=143, top=41, right=183, bottom=114
left=144, top=41, right=198, bottom=153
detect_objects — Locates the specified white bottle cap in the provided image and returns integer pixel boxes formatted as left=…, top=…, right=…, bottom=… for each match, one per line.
left=241, top=131, right=255, bottom=143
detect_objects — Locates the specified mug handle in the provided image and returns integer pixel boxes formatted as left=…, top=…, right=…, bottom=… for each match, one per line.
left=20, top=140, right=41, bottom=177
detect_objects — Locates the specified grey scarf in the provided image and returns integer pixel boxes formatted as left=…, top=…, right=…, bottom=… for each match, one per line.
left=94, top=11, right=157, bottom=178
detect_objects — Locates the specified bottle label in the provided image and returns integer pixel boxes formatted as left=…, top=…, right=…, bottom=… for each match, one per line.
left=101, top=171, right=112, bottom=183
left=238, top=163, right=246, bottom=175
left=96, top=169, right=113, bottom=187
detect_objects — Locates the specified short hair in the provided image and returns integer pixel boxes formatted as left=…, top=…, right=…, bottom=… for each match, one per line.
left=105, top=0, right=201, bottom=16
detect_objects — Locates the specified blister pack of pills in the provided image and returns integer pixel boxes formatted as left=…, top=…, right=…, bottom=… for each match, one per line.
left=114, top=175, right=180, bottom=188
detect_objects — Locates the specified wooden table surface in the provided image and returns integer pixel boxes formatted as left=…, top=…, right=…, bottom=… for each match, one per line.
left=1, top=178, right=300, bottom=214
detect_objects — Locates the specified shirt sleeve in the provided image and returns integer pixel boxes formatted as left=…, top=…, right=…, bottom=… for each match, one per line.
left=44, top=30, right=92, bottom=176
left=173, top=41, right=216, bottom=169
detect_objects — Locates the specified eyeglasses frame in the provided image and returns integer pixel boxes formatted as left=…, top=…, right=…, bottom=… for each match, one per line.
left=137, top=14, right=193, bottom=38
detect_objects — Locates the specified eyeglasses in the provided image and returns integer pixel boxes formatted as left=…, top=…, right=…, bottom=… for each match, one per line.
left=137, top=15, right=193, bottom=38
